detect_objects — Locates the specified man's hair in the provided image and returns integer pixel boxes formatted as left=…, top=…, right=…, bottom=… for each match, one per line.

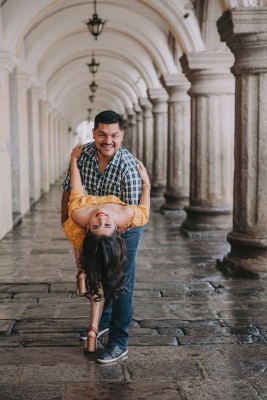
left=80, top=230, right=126, bottom=302
left=94, top=110, right=124, bottom=130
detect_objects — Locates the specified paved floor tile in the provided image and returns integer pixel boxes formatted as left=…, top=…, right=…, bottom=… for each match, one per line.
left=0, top=180, right=267, bottom=399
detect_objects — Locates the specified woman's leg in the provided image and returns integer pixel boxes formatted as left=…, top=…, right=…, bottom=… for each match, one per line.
left=73, top=247, right=86, bottom=295
left=86, top=285, right=104, bottom=352
left=88, top=285, right=105, bottom=334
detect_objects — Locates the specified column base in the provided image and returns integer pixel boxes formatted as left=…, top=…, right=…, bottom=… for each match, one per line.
left=217, top=231, right=267, bottom=278
left=160, top=190, right=188, bottom=211
left=12, top=212, right=22, bottom=228
left=181, top=205, right=232, bottom=238
left=151, top=185, right=166, bottom=198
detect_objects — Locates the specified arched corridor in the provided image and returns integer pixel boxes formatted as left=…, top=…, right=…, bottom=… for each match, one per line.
left=1, top=0, right=267, bottom=275
left=1, top=0, right=267, bottom=396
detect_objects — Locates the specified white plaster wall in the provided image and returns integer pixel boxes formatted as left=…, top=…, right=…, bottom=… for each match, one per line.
left=0, top=77, right=12, bottom=239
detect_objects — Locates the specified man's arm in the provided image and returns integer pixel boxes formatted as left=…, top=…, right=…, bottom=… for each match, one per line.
left=61, top=190, right=70, bottom=226
left=70, top=146, right=83, bottom=190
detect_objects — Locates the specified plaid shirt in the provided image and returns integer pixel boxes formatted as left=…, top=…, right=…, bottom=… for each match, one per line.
left=62, top=142, right=142, bottom=204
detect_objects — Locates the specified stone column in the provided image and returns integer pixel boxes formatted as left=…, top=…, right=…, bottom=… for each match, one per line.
left=139, top=98, right=153, bottom=176
left=180, top=52, right=235, bottom=235
left=161, top=74, right=191, bottom=211
left=63, top=125, right=72, bottom=174
left=128, top=109, right=137, bottom=157
left=148, top=88, right=168, bottom=197
left=124, top=110, right=133, bottom=152
left=217, top=8, right=267, bottom=276
left=59, top=119, right=65, bottom=176
left=49, top=111, right=56, bottom=185
left=16, top=72, right=31, bottom=214
left=54, top=118, right=60, bottom=180
left=0, top=52, right=17, bottom=239
left=40, top=100, right=50, bottom=193
left=27, top=86, right=41, bottom=202
left=122, top=114, right=129, bottom=150
left=134, top=104, right=143, bottom=160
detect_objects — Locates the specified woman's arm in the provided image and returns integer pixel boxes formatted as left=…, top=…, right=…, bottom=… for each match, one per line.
left=70, top=145, right=83, bottom=190
left=136, top=161, right=150, bottom=210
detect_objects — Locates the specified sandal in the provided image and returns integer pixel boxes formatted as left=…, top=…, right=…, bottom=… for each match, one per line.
left=76, top=268, right=86, bottom=295
left=85, top=326, right=98, bottom=353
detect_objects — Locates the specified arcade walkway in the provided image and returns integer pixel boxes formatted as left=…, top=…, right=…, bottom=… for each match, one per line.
left=0, top=181, right=267, bottom=400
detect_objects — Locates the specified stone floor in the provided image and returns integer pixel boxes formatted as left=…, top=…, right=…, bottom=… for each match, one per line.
left=1, top=180, right=267, bottom=400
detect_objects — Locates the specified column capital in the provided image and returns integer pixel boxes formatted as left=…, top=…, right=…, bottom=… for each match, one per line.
left=126, top=107, right=135, bottom=117
left=161, top=73, right=190, bottom=89
left=147, top=87, right=168, bottom=102
left=161, top=73, right=191, bottom=102
left=148, top=88, right=168, bottom=113
left=133, top=102, right=142, bottom=114
left=29, top=85, right=46, bottom=102
left=19, top=72, right=39, bottom=93
left=180, top=51, right=234, bottom=74
left=218, top=8, right=267, bottom=38
left=139, top=97, right=152, bottom=111
left=180, top=51, right=235, bottom=94
left=217, top=8, right=267, bottom=73
left=0, top=51, right=18, bottom=86
left=126, top=108, right=136, bottom=125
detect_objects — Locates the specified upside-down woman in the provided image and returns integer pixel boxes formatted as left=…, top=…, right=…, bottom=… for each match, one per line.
left=63, top=145, right=150, bottom=352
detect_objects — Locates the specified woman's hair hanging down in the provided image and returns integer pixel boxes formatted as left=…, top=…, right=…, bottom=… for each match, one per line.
left=80, top=230, right=127, bottom=303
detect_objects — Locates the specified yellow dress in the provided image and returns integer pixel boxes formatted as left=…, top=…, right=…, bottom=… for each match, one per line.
left=63, top=189, right=149, bottom=250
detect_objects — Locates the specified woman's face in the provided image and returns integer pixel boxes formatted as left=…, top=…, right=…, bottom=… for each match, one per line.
left=88, top=207, right=116, bottom=237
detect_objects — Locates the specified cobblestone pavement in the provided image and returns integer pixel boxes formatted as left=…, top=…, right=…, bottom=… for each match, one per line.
left=1, top=181, right=267, bottom=400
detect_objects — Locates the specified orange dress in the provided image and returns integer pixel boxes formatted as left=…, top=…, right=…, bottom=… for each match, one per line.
left=63, top=189, right=149, bottom=250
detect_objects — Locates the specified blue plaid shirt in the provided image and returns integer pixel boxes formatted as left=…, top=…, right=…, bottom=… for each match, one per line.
left=62, top=142, right=142, bottom=204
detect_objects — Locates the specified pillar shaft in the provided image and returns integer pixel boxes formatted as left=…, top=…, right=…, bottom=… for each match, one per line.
left=135, top=105, right=143, bottom=161
left=10, top=70, right=30, bottom=215
left=139, top=98, right=153, bottom=177
left=180, top=52, right=235, bottom=234
left=129, top=111, right=137, bottom=157
left=217, top=8, right=267, bottom=275
left=40, top=100, right=50, bottom=193
left=28, top=87, right=41, bottom=202
left=161, top=75, right=191, bottom=210
left=0, top=58, right=13, bottom=238
left=148, top=88, right=168, bottom=197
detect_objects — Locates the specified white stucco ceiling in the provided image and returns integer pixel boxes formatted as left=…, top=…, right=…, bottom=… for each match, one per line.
left=1, top=0, right=206, bottom=128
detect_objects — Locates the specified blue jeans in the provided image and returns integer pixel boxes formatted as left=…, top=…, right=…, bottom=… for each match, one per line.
left=99, top=226, right=144, bottom=349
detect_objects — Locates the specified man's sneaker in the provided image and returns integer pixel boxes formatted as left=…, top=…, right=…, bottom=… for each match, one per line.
left=80, top=327, right=109, bottom=341
left=97, top=344, right=128, bottom=364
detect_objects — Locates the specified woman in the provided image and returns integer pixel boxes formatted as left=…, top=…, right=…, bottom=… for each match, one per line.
left=63, top=145, right=150, bottom=352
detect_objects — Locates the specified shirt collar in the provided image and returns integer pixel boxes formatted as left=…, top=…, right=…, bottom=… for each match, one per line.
left=84, top=142, right=122, bottom=166
left=110, top=146, right=122, bottom=166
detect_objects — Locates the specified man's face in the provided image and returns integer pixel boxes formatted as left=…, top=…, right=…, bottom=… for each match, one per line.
left=92, top=123, right=123, bottom=159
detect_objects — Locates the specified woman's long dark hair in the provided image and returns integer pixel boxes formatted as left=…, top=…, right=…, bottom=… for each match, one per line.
left=80, top=230, right=127, bottom=303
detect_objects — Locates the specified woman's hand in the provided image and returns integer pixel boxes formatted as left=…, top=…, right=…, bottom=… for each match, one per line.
left=136, top=160, right=150, bottom=185
left=71, top=145, right=83, bottom=163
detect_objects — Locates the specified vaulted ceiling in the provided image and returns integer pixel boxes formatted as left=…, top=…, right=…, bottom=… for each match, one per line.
left=1, top=0, right=236, bottom=128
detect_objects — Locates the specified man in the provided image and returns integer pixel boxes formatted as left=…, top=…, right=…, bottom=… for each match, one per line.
left=61, top=110, right=144, bottom=363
